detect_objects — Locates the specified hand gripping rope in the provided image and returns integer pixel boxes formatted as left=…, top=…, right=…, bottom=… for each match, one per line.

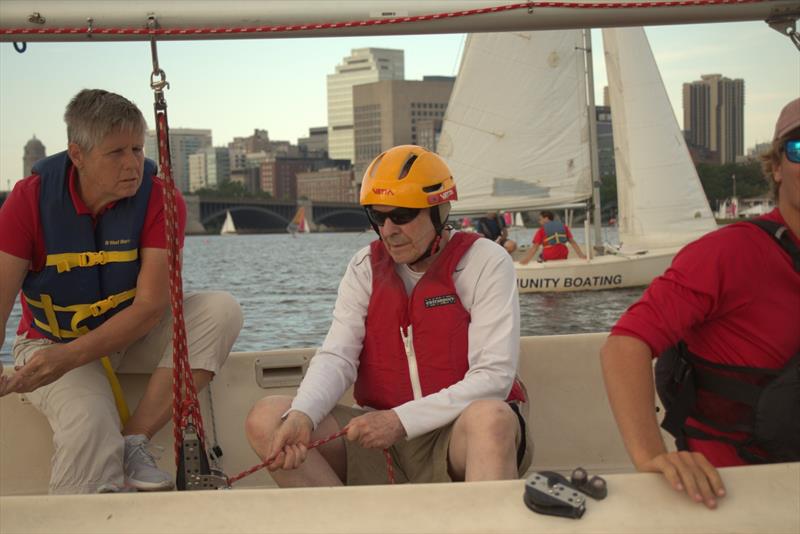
left=226, top=428, right=396, bottom=486
left=148, top=23, right=395, bottom=489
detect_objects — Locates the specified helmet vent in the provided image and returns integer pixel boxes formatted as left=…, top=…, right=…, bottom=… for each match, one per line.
left=369, top=154, right=385, bottom=179
left=423, top=183, right=443, bottom=193
left=398, top=155, right=418, bottom=180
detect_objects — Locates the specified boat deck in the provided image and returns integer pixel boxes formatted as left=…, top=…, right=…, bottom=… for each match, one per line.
left=1, top=463, right=797, bottom=534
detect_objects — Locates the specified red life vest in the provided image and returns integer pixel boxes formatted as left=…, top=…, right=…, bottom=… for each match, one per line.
left=354, top=232, right=526, bottom=410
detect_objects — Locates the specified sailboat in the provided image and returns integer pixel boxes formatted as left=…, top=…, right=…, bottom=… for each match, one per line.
left=219, top=210, right=237, bottom=236
left=286, top=206, right=312, bottom=235
left=1, top=2, right=798, bottom=532
left=439, top=27, right=717, bottom=293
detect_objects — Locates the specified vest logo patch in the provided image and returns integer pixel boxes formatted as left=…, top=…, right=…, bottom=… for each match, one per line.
left=105, top=239, right=131, bottom=246
left=424, top=294, right=456, bottom=308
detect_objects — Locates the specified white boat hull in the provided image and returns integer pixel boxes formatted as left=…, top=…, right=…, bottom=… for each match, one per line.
left=2, top=333, right=797, bottom=532
left=514, top=248, right=676, bottom=293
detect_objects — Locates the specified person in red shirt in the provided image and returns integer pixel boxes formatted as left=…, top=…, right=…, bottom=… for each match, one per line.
left=518, top=210, right=585, bottom=264
left=600, top=98, right=800, bottom=509
left=0, top=89, right=243, bottom=494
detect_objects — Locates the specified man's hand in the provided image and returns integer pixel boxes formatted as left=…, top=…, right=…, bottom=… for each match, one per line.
left=641, top=450, right=726, bottom=509
left=346, top=410, right=406, bottom=449
left=266, top=410, right=313, bottom=471
left=0, top=343, right=77, bottom=397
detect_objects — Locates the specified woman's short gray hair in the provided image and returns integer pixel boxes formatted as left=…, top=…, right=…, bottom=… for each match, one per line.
left=64, top=89, right=147, bottom=151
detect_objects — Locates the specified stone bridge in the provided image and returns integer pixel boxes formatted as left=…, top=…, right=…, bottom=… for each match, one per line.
left=187, top=196, right=368, bottom=234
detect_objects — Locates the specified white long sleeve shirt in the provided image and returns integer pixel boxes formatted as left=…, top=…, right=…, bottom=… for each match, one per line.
left=290, top=233, right=521, bottom=439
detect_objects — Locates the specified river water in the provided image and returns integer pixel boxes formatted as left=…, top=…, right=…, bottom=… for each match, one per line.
left=2, top=228, right=643, bottom=359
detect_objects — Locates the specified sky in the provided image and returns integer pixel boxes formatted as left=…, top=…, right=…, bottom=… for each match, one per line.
left=1, top=20, right=798, bottom=191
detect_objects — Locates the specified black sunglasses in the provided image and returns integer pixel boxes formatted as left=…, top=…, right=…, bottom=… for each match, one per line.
left=366, top=206, right=422, bottom=226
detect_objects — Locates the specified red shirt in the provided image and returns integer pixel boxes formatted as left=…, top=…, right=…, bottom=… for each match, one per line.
left=533, top=225, right=574, bottom=261
left=611, top=209, right=800, bottom=466
left=0, top=165, right=187, bottom=339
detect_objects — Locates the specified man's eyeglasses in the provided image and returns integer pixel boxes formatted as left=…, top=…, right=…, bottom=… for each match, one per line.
left=784, top=139, right=800, bottom=164
left=365, top=206, right=422, bottom=226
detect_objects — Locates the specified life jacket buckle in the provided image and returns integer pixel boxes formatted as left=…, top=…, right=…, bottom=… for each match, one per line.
left=78, top=251, right=107, bottom=267
left=89, top=295, right=117, bottom=317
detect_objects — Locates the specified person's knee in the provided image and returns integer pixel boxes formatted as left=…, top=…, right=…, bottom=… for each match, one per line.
left=198, top=291, right=244, bottom=333
left=459, top=399, right=518, bottom=442
left=245, top=395, right=292, bottom=443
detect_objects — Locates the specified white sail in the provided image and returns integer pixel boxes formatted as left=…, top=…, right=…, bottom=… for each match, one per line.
left=438, top=30, right=592, bottom=214
left=603, top=27, right=716, bottom=251
left=220, top=210, right=237, bottom=235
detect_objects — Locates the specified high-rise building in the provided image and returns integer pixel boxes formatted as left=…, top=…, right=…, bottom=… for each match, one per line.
left=298, top=127, right=329, bottom=156
left=327, top=48, right=404, bottom=163
left=23, top=135, right=46, bottom=177
left=682, top=74, right=745, bottom=164
left=188, top=146, right=230, bottom=192
left=145, top=129, right=212, bottom=192
left=595, top=106, right=615, bottom=178
left=352, top=76, right=454, bottom=179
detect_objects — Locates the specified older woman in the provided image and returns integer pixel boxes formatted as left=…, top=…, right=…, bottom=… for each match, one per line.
left=0, top=89, right=243, bottom=494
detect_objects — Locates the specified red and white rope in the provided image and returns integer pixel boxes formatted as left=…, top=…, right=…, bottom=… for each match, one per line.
left=226, top=428, right=396, bottom=486
left=155, top=110, right=206, bottom=466
left=1, top=0, right=768, bottom=39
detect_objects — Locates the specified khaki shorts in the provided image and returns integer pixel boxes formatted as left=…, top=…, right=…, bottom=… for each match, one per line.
left=331, top=402, right=533, bottom=485
left=11, top=291, right=242, bottom=494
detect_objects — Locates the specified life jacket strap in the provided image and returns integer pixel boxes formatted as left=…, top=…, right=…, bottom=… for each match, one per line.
left=543, top=232, right=567, bottom=246
left=24, top=288, right=137, bottom=340
left=46, top=249, right=139, bottom=273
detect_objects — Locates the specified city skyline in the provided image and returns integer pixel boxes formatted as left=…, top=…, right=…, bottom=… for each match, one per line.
left=1, top=21, right=797, bottom=191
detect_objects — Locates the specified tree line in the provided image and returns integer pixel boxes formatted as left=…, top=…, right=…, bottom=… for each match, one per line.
left=599, top=160, right=770, bottom=213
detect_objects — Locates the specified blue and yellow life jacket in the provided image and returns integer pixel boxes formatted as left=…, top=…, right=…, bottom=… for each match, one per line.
left=21, top=151, right=156, bottom=341
left=543, top=220, right=568, bottom=247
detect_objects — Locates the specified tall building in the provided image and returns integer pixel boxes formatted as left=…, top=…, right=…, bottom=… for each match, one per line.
left=595, top=106, right=615, bottom=178
left=145, top=129, right=212, bottom=192
left=188, top=146, right=230, bottom=192
left=23, top=135, right=46, bottom=177
left=298, top=127, right=329, bottom=156
left=326, top=48, right=404, bottom=163
left=682, top=74, right=745, bottom=164
left=352, top=76, right=454, bottom=178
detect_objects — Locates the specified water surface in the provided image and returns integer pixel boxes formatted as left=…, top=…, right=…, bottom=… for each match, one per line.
left=2, top=229, right=642, bottom=360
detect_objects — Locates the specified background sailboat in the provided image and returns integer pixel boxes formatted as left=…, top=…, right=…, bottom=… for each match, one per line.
left=603, top=27, right=717, bottom=252
left=286, top=206, right=312, bottom=235
left=438, top=30, right=592, bottom=214
left=220, top=210, right=237, bottom=236
left=440, top=27, right=717, bottom=293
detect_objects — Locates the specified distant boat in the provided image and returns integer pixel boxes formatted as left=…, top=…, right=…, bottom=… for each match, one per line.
left=220, top=210, right=237, bottom=236
left=439, top=28, right=716, bottom=293
left=287, top=206, right=312, bottom=235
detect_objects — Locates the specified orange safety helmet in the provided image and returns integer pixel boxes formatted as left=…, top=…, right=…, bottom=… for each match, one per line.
left=359, top=145, right=458, bottom=208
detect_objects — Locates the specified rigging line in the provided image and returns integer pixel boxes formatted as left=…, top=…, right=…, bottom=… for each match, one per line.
left=0, top=0, right=773, bottom=39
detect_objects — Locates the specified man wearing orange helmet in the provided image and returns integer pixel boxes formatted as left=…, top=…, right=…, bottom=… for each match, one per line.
left=245, top=145, right=531, bottom=486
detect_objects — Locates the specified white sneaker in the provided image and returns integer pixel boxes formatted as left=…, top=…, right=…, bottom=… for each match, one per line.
left=97, top=483, right=136, bottom=494
left=123, top=434, right=174, bottom=491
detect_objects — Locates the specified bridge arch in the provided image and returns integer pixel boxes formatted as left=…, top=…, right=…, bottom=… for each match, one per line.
left=202, top=206, right=291, bottom=227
